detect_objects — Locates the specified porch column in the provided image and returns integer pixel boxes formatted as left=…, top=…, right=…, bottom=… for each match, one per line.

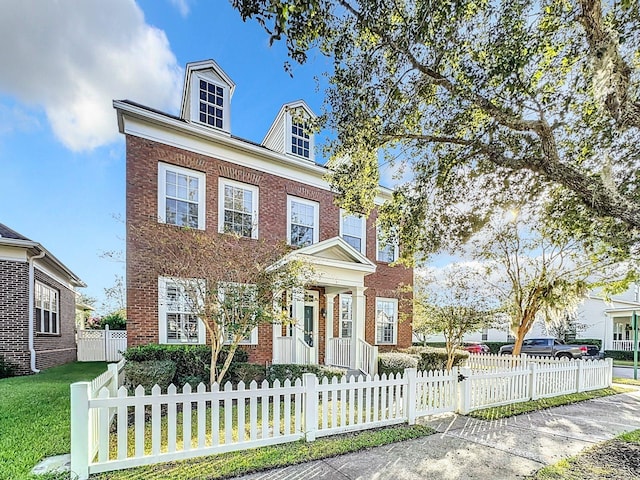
left=350, top=287, right=366, bottom=370
left=603, top=313, right=613, bottom=351
left=291, top=287, right=305, bottom=363
left=325, top=293, right=336, bottom=365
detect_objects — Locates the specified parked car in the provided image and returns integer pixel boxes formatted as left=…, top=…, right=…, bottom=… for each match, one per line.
left=499, top=337, right=584, bottom=359
left=462, top=342, right=490, bottom=354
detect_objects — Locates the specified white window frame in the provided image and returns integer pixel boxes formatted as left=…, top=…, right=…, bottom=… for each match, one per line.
left=287, top=196, right=319, bottom=247
left=218, top=178, right=259, bottom=239
left=375, top=297, right=398, bottom=345
left=219, top=282, right=259, bottom=345
left=158, top=162, right=206, bottom=230
left=286, top=114, right=314, bottom=161
left=339, top=209, right=366, bottom=255
left=158, top=276, right=206, bottom=345
left=339, top=294, right=352, bottom=338
left=190, top=73, right=231, bottom=132
left=376, top=228, right=399, bottom=263
left=35, top=281, right=59, bottom=334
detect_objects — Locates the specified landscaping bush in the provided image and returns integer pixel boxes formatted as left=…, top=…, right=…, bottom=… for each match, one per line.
left=266, top=364, right=346, bottom=384
left=0, top=355, right=16, bottom=379
left=605, top=350, right=635, bottom=361
left=122, top=344, right=249, bottom=385
left=231, top=363, right=267, bottom=385
left=401, top=346, right=469, bottom=371
left=124, top=360, right=176, bottom=393
left=378, top=352, right=419, bottom=376
left=100, top=312, right=127, bottom=330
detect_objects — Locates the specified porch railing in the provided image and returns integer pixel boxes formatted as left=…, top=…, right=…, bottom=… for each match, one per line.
left=357, top=339, right=378, bottom=376
left=273, top=337, right=293, bottom=364
left=328, top=338, right=351, bottom=368
left=612, top=340, right=640, bottom=351
left=296, top=338, right=312, bottom=365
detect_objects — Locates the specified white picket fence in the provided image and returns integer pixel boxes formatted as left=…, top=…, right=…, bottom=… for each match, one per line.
left=77, top=325, right=127, bottom=362
left=70, top=356, right=612, bottom=479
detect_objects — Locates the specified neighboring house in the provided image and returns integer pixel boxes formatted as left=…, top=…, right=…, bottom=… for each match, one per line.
left=420, top=285, right=640, bottom=352
left=114, top=60, right=413, bottom=372
left=0, top=223, right=85, bottom=375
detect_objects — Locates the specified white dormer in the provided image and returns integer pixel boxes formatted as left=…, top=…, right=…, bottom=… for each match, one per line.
left=180, top=60, right=235, bottom=134
left=262, top=100, right=316, bottom=162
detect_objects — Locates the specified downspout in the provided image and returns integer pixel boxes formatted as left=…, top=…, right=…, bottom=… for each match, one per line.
left=28, top=250, right=46, bottom=373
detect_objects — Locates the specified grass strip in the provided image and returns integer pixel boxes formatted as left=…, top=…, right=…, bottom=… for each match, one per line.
left=468, top=386, right=630, bottom=420
left=612, top=377, right=640, bottom=386
left=0, top=361, right=108, bottom=480
left=92, top=424, right=434, bottom=479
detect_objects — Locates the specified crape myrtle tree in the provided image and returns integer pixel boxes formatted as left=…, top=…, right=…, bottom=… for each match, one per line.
left=473, top=209, right=635, bottom=355
left=413, top=264, right=497, bottom=370
left=133, top=224, right=309, bottom=384
left=232, top=0, right=640, bottom=263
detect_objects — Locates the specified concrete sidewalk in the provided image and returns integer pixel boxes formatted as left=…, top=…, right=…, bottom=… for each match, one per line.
left=232, top=389, right=640, bottom=480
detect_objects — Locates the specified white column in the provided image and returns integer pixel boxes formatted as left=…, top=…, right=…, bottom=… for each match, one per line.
left=272, top=293, right=281, bottom=364
left=603, top=313, right=612, bottom=351
left=292, top=287, right=305, bottom=363
left=325, top=293, right=336, bottom=366
left=350, top=287, right=366, bottom=370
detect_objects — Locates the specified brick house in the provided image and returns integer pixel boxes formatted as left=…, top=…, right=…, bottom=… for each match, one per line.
left=0, top=223, right=85, bottom=375
left=114, top=59, right=413, bottom=373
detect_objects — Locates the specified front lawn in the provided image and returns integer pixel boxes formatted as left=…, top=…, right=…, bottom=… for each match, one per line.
left=0, top=361, right=107, bottom=480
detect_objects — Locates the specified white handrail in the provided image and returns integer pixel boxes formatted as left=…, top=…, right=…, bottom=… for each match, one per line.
left=357, top=339, right=378, bottom=376
left=328, top=338, right=351, bottom=368
left=296, top=338, right=312, bottom=365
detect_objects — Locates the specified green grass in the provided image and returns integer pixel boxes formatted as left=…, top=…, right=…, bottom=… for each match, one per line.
left=93, top=423, right=434, bottom=479
left=613, top=360, right=639, bottom=367
left=612, top=377, right=640, bottom=386
left=0, top=362, right=107, bottom=480
left=468, top=387, right=630, bottom=420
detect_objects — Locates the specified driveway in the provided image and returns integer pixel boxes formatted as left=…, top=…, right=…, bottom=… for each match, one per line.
left=232, top=390, right=640, bottom=480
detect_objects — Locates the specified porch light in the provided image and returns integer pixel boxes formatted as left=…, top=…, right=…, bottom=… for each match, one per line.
left=321, top=308, right=327, bottom=319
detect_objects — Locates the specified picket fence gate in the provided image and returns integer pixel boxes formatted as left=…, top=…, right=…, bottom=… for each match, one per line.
left=77, top=325, right=127, bottom=362
left=70, top=356, right=613, bottom=479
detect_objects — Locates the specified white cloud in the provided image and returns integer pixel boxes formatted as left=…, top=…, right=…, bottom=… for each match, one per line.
left=169, top=0, right=191, bottom=17
left=0, top=0, right=182, bottom=151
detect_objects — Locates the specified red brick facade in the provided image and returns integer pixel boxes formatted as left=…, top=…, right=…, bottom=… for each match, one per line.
left=126, top=135, right=413, bottom=363
left=0, top=259, right=77, bottom=375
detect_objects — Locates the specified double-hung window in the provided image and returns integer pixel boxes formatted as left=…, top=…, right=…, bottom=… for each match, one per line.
left=340, top=294, right=352, bottom=338
left=218, top=178, right=258, bottom=238
left=158, top=163, right=206, bottom=230
left=340, top=211, right=366, bottom=254
left=35, top=282, right=58, bottom=334
left=376, top=228, right=399, bottom=263
left=287, top=196, right=319, bottom=247
left=219, top=282, right=259, bottom=345
left=375, top=298, right=398, bottom=345
left=158, top=277, right=204, bottom=344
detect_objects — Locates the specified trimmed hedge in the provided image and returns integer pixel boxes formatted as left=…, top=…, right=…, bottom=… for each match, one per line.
left=605, top=350, right=637, bottom=361
left=401, top=346, right=468, bottom=371
left=378, top=352, right=419, bottom=376
left=231, top=363, right=267, bottom=385
left=124, top=360, right=176, bottom=393
left=266, top=364, right=346, bottom=384
left=122, top=344, right=249, bottom=385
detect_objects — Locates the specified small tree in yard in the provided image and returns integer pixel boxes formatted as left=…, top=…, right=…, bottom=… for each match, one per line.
left=413, top=264, right=497, bottom=371
left=134, top=224, right=308, bottom=384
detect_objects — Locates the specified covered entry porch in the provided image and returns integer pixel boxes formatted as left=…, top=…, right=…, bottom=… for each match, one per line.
left=605, top=306, right=640, bottom=351
left=271, top=237, right=379, bottom=375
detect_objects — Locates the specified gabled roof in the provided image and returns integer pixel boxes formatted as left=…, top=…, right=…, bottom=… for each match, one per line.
left=179, top=59, right=236, bottom=121
left=0, top=223, right=85, bottom=287
left=262, top=100, right=316, bottom=149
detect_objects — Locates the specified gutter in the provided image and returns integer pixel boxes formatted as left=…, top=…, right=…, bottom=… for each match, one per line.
left=28, top=251, right=46, bottom=373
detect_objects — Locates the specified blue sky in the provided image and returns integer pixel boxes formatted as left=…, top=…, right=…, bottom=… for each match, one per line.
left=0, top=0, right=353, bottom=313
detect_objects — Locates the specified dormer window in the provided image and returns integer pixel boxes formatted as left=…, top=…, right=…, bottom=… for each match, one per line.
left=198, top=79, right=224, bottom=129
left=291, top=121, right=310, bottom=159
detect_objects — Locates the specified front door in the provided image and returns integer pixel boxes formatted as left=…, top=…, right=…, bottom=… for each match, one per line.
left=304, top=306, right=314, bottom=346
left=303, top=290, right=318, bottom=362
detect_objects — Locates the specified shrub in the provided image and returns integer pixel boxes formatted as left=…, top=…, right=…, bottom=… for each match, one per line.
left=231, top=363, right=267, bottom=385
left=401, top=346, right=468, bottom=371
left=0, top=356, right=16, bottom=379
left=124, top=360, right=177, bottom=392
left=122, top=344, right=249, bottom=384
left=378, top=352, right=419, bottom=376
left=266, top=364, right=346, bottom=384
left=100, top=312, right=126, bottom=330
left=604, top=350, right=636, bottom=361
left=415, top=341, right=511, bottom=355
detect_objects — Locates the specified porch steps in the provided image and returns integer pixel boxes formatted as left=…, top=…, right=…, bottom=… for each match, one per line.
left=345, top=368, right=364, bottom=379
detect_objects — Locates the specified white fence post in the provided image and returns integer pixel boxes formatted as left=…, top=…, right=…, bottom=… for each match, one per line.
left=457, top=367, right=471, bottom=414
left=606, top=357, right=613, bottom=387
left=576, top=360, right=584, bottom=393
left=529, top=363, right=538, bottom=400
left=70, top=382, right=90, bottom=480
left=303, top=373, right=318, bottom=441
left=405, top=368, right=417, bottom=425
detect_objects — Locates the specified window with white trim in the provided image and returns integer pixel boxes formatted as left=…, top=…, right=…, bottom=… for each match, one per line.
left=287, top=196, right=319, bottom=247
left=376, top=228, right=399, bottom=263
left=158, top=163, right=206, bottom=230
left=219, top=282, right=259, bottom=345
left=35, top=282, right=58, bottom=334
left=340, top=294, right=352, bottom=338
left=218, top=178, right=258, bottom=238
left=340, top=211, right=366, bottom=254
left=291, top=121, right=310, bottom=158
left=158, top=277, right=205, bottom=344
left=375, top=298, right=398, bottom=345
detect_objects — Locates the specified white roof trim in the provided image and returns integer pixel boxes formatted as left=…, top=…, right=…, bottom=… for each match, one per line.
left=179, top=59, right=236, bottom=121
left=262, top=99, right=316, bottom=146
